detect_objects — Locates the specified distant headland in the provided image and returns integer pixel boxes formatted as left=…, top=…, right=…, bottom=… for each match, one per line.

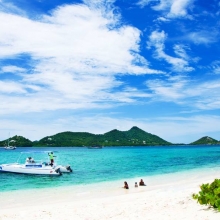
left=0, top=126, right=219, bottom=147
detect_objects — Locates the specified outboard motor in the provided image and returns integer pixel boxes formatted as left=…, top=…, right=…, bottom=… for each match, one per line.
left=55, top=168, right=62, bottom=175
left=66, top=165, right=73, bottom=172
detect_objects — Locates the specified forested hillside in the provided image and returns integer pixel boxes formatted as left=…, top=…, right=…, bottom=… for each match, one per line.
left=0, top=135, right=33, bottom=147
left=190, top=136, right=219, bottom=145
left=1, top=127, right=219, bottom=147
left=33, top=126, right=171, bottom=147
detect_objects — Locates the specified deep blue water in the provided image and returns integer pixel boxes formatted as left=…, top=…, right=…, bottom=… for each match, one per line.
left=0, top=145, right=220, bottom=192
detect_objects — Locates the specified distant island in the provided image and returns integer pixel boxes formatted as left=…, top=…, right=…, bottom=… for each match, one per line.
left=190, top=136, right=219, bottom=145
left=0, top=126, right=219, bottom=147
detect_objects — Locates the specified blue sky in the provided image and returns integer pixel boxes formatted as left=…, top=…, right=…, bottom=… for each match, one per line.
left=0, top=0, right=220, bottom=144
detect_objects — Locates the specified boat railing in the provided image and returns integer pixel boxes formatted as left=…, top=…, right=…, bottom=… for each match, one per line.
left=25, top=159, right=46, bottom=164
left=25, top=159, right=48, bottom=168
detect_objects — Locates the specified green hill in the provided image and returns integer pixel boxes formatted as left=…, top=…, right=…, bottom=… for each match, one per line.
left=1, top=129, right=219, bottom=147
left=34, top=131, right=96, bottom=147
left=99, top=126, right=171, bottom=146
left=190, top=136, right=219, bottom=145
left=34, top=126, right=172, bottom=147
left=0, top=135, right=33, bottom=147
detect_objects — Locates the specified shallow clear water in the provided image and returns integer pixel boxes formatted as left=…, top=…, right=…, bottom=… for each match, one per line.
left=0, top=145, right=220, bottom=192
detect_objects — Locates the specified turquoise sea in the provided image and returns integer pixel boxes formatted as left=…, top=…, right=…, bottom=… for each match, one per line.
left=0, top=145, right=220, bottom=192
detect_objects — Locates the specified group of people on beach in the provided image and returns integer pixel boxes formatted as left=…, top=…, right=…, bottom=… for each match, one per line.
left=123, top=179, right=146, bottom=189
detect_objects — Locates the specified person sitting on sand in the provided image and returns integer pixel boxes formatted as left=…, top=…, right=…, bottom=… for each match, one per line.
left=124, top=181, right=129, bottom=189
left=139, top=179, right=146, bottom=186
left=135, top=182, right=138, bottom=187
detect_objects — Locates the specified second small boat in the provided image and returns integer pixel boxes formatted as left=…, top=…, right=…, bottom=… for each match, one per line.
left=87, top=146, right=103, bottom=149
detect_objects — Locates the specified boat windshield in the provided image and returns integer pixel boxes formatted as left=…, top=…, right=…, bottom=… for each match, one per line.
left=16, top=151, right=59, bottom=164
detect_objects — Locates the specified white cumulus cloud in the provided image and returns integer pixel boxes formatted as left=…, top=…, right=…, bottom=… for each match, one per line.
left=0, top=1, right=161, bottom=114
left=138, top=0, right=194, bottom=19
left=147, top=30, right=194, bottom=72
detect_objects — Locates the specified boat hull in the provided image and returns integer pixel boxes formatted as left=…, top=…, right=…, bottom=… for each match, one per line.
left=87, top=146, right=102, bottom=149
left=59, top=165, right=73, bottom=173
left=0, top=163, right=61, bottom=176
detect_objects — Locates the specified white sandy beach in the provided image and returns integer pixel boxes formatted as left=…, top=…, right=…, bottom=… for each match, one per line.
left=0, top=167, right=220, bottom=220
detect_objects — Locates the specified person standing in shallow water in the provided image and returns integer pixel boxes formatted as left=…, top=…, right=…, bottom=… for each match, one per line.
left=48, top=152, right=56, bottom=166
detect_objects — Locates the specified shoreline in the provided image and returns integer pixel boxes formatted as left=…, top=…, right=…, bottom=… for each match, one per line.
left=1, top=163, right=219, bottom=193
left=1, top=167, right=220, bottom=219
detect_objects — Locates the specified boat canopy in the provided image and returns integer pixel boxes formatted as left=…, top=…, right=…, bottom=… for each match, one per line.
left=16, top=151, right=59, bottom=163
left=19, top=151, right=59, bottom=154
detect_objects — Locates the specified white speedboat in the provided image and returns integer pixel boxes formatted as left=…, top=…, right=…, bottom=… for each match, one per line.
left=0, top=162, right=62, bottom=175
left=0, top=151, right=72, bottom=175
